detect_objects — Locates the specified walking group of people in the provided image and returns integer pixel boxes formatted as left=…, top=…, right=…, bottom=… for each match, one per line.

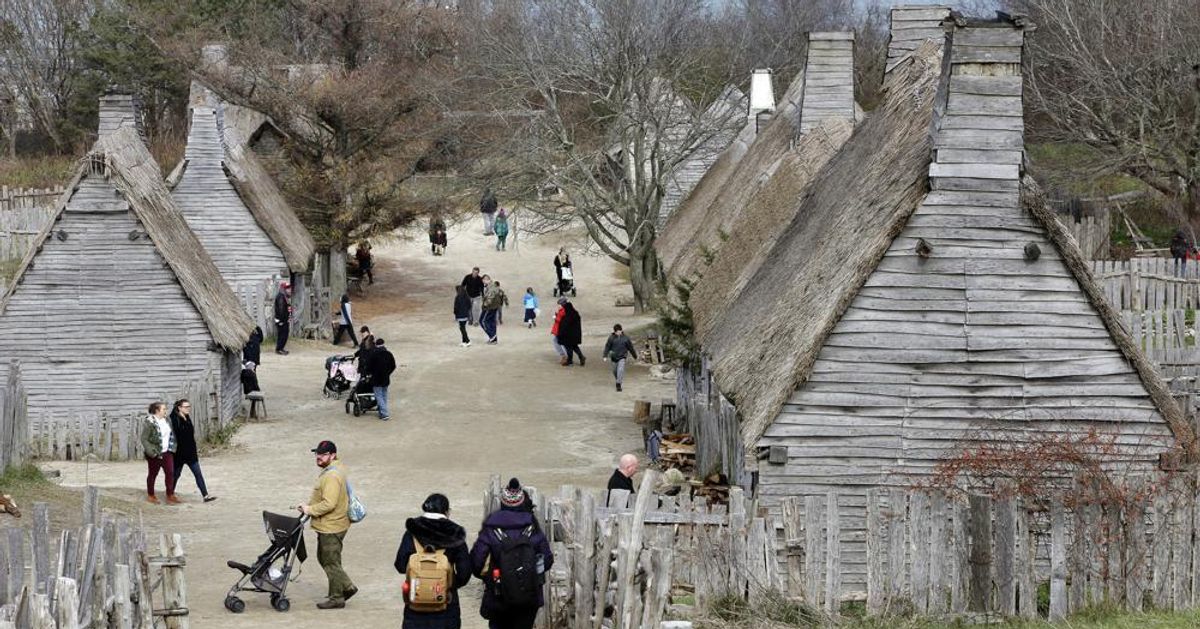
left=141, top=401, right=217, bottom=504
left=298, top=440, right=555, bottom=629
left=457, top=267, right=515, bottom=345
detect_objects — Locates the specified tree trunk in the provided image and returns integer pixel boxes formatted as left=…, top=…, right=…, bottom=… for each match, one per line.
left=1187, top=179, right=1200, bottom=219
left=628, top=247, right=661, bottom=314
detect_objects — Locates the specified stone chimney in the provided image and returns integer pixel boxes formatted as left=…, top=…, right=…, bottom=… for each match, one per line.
left=747, top=68, right=775, bottom=130
left=799, top=32, right=855, bottom=134
left=97, top=91, right=143, bottom=141
left=887, top=5, right=952, bottom=73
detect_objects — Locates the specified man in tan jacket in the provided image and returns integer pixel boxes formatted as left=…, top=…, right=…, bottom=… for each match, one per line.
left=299, top=440, right=357, bottom=609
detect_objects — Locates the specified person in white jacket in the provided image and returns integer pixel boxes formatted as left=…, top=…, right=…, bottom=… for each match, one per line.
left=332, top=294, right=359, bottom=347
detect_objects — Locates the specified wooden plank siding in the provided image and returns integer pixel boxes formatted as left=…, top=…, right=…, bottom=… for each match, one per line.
left=0, top=174, right=230, bottom=432
left=800, top=34, right=856, bottom=135
left=755, top=21, right=1175, bottom=596
left=887, top=6, right=952, bottom=72
left=658, top=88, right=746, bottom=226
left=173, top=107, right=288, bottom=296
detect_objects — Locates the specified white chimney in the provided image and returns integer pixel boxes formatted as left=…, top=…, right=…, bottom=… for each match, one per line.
left=748, top=69, right=776, bottom=123
left=97, top=92, right=143, bottom=141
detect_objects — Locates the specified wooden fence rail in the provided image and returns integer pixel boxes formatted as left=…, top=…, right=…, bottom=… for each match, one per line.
left=1090, top=259, right=1200, bottom=312
left=541, top=479, right=1200, bottom=626
left=0, top=187, right=62, bottom=262
left=0, top=487, right=188, bottom=628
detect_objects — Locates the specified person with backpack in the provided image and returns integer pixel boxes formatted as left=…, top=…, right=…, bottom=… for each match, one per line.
left=470, top=478, right=554, bottom=629
left=395, top=494, right=473, bottom=629
left=494, top=209, right=510, bottom=251
left=298, top=440, right=358, bottom=609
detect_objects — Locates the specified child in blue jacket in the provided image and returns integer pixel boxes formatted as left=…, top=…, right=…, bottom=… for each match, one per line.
left=523, top=288, right=539, bottom=328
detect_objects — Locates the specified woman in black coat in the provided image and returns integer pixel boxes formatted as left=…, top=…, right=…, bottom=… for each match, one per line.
left=555, top=302, right=585, bottom=366
left=242, top=326, right=263, bottom=366
left=169, top=399, right=215, bottom=502
left=395, top=494, right=473, bottom=629
left=454, top=285, right=472, bottom=346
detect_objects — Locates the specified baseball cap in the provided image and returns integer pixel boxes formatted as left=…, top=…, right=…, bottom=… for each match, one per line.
left=311, top=440, right=337, bottom=454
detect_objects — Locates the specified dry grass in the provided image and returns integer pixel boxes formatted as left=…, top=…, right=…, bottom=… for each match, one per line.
left=0, top=155, right=76, bottom=189
left=0, top=465, right=141, bottom=535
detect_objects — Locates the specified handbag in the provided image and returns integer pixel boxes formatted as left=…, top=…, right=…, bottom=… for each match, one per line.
left=346, top=479, right=367, bottom=523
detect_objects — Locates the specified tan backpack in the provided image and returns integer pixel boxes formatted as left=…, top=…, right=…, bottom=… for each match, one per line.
left=405, top=537, right=454, bottom=612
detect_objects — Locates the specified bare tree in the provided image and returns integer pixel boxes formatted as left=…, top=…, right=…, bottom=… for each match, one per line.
left=153, top=0, right=458, bottom=243
left=464, top=0, right=750, bottom=312
left=1022, top=0, right=1200, bottom=216
left=0, top=0, right=94, bottom=152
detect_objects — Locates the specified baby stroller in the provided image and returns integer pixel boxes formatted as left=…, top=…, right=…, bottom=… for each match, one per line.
left=553, top=265, right=577, bottom=297
left=323, top=355, right=358, bottom=399
left=224, top=511, right=307, bottom=613
left=345, top=373, right=377, bottom=416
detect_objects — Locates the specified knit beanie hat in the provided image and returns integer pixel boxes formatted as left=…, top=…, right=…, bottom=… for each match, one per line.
left=500, top=478, right=527, bottom=508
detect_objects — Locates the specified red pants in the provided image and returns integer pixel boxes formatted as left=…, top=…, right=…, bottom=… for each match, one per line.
left=146, top=453, right=176, bottom=497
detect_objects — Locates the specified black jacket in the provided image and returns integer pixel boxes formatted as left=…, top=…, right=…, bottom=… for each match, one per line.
left=461, top=274, right=484, bottom=298
left=556, top=304, right=582, bottom=346
left=603, top=333, right=636, bottom=361
left=170, top=411, right=199, bottom=465
left=273, top=292, right=289, bottom=322
left=453, top=294, right=471, bottom=320
left=607, top=469, right=635, bottom=495
left=365, top=347, right=397, bottom=387
left=243, top=326, right=263, bottom=365
left=241, top=368, right=260, bottom=395
left=395, top=516, right=473, bottom=629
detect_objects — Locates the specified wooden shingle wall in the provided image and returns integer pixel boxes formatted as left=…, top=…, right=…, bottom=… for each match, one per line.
left=96, top=94, right=143, bottom=141
left=0, top=174, right=218, bottom=428
left=887, top=6, right=952, bottom=73
left=799, top=33, right=855, bottom=135
left=756, top=20, right=1176, bottom=595
left=173, top=107, right=287, bottom=295
left=659, top=88, right=746, bottom=226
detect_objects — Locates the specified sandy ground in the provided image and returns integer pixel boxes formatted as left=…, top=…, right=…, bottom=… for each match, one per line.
left=45, top=220, right=669, bottom=628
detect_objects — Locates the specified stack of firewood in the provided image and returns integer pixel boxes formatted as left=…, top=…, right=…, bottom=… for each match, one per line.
left=691, top=473, right=731, bottom=506
left=658, top=434, right=695, bottom=472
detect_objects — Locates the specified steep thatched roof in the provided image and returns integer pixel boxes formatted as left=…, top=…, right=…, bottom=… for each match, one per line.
left=658, top=67, right=808, bottom=283
left=691, top=117, right=854, bottom=344
left=0, top=127, right=254, bottom=351
left=703, top=42, right=944, bottom=448
left=222, top=119, right=316, bottom=272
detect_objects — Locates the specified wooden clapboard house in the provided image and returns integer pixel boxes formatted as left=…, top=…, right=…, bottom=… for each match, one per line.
left=0, top=97, right=254, bottom=446
left=170, top=95, right=314, bottom=300
left=695, top=12, right=1191, bottom=593
left=657, top=86, right=747, bottom=226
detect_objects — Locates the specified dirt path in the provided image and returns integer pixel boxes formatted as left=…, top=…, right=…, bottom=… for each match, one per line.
left=46, top=220, right=668, bottom=627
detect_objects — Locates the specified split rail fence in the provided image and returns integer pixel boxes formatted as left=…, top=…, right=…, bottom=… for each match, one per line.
left=0, top=487, right=188, bottom=628
left=541, top=475, right=1200, bottom=626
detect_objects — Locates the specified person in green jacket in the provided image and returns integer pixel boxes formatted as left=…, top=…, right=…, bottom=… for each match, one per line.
left=139, top=402, right=179, bottom=504
left=299, top=440, right=358, bottom=609
left=494, top=209, right=510, bottom=251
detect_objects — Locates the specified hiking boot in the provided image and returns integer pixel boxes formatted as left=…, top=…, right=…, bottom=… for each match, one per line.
left=316, top=598, right=345, bottom=610
left=276, top=349, right=290, bottom=355
left=166, top=495, right=183, bottom=505
left=343, top=586, right=359, bottom=602
left=580, top=356, right=587, bottom=367
left=146, top=495, right=159, bottom=505
left=616, top=383, right=622, bottom=392
left=559, top=356, right=568, bottom=366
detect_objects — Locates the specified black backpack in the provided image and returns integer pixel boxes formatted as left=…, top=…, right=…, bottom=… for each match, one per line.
left=491, top=526, right=538, bottom=610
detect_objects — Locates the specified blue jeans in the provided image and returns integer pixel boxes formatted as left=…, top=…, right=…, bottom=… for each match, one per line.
left=373, top=386, right=390, bottom=419
left=481, top=309, right=499, bottom=340
left=173, top=459, right=209, bottom=497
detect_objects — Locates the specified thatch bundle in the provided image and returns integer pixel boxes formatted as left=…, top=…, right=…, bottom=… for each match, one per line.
left=690, top=117, right=854, bottom=344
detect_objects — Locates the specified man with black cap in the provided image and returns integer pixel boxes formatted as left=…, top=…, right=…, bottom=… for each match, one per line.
left=299, top=440, right=357, bottom=608
left=363, top=338, right=396, bottom=421
left=273, top=281, right=292, bottom=355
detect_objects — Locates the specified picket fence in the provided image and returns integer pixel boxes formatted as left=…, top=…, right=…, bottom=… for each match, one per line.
left=24, top=373, right=221, bottom=462
left=0, top=488, right=189, bottom=628
left=1090, top=259, right=1200, bottom=313
left=0, top=187, right=61, bottom=261
left=540, top=473, right=1200, bottom=626
left=1061, top=213, right=1111, bottom=261
left=0, top=362, right=28, bottom=471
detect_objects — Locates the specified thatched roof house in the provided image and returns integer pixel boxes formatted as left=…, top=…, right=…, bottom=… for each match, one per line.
left=690, top=32, right=860, bottom=343
left=657, top=86, right=747, bottom=226
left=0, top=104, right=254, bottom=452
left=657, top=64, right=808, bottom=282
left=682, top=13, right=1189, bottom=595
left=171, top=101, right=313, bottom=294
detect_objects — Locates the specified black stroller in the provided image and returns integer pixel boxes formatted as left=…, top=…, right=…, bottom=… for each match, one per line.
left=323, top=355, right=358, bottom=399
left=345, top=373, right=377, bottom=416
left=224, top=511, right=307, bottom=613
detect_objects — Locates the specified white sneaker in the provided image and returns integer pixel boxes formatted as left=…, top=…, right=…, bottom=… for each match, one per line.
left=462, top=341, right=471, bottom=347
